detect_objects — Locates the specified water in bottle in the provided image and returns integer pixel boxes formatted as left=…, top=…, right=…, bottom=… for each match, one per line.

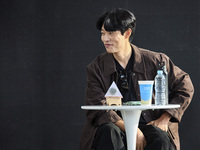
left=159, top=62, right=168, bottom=104
left=155, top=70, right=166, bottom=105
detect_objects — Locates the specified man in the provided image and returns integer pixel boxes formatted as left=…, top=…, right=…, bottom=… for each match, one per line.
left=80, top=8, right=194, bottom=150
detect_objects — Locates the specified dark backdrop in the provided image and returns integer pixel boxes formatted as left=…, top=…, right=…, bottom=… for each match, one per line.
left=0, top=0, right=199, bottom=150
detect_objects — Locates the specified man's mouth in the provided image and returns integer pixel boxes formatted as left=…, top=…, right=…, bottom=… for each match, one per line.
left=104, top=44, right=112, bottom=48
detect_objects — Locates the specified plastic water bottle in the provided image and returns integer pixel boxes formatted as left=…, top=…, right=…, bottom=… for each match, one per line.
left=155, top=70, right=166, bottom=105
left=159, top=62, right=168, bottom=105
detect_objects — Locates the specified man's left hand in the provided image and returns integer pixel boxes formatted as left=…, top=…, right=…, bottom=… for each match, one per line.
left=147, top=112, right=172, bottom=132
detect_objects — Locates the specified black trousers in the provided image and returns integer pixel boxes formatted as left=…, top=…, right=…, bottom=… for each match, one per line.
left=92, top=122, right=175, bottom=150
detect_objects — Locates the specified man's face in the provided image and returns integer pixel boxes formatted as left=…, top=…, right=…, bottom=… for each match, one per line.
left=101, top=25, right=126, bottom=53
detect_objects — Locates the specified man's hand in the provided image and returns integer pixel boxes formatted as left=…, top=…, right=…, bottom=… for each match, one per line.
left=147, top=112, right=172, bottom=132
left=136, top=128, right=146, bottom=150
left=115, top=120, right=147, bottom=149
left=115, top=120, right=125, bottom=132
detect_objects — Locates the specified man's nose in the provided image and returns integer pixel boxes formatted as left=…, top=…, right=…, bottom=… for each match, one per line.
left=102, top=34, right=110, bottom=42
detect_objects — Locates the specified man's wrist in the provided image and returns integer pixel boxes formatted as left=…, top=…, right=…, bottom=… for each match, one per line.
left=115, top=120, right=125, bottom=132
left=160, top=112, right=172, bottom=123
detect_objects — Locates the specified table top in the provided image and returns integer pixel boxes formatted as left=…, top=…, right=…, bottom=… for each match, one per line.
left=81, top=104, right=180, bottom=111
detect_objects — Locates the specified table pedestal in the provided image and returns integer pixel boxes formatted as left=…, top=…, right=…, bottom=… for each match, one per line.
left=121, top=109, right=142, bottom=150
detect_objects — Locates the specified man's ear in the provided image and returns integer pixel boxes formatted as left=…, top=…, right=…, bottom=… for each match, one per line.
left=124, top=28, right=132, bottom=39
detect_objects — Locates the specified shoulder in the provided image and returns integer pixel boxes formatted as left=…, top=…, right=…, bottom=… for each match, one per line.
left=86, top=52, right=113, bottom=71
left=135, top=46, right=170, bottom=66
left=132, top=44, right=171, bottom=71
left=87, top=52, right=107, bottom=68
left=138, top=47, right=169, bottom=61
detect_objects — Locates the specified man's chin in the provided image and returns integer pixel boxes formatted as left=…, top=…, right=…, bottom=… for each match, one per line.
left=105, top=48, right=114, bottom=54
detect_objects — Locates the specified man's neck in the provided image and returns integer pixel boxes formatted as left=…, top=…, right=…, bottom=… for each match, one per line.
left=113, top=44, right=132, bottom=69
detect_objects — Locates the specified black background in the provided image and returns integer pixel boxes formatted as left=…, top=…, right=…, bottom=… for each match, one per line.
left=0, top=0, right=199, bottom=150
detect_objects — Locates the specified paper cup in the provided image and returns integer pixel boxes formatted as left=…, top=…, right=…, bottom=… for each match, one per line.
left=138, top=80, right=154, bottom=105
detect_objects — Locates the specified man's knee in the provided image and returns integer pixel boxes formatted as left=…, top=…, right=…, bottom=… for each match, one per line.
left=97, top=122, right=121, bottom=135
left=141, top=125, right=175, bottom=150
left=93, top=123, right=126, bottom=150
left=143, top=125, right=168, bottom=140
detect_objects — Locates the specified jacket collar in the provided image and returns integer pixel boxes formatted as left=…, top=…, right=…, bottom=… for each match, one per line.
left=103, top=44, right=145, bottom=77
left=103, top=53, right=116, bottom=77
left=132, top=44, right=145, bottom=74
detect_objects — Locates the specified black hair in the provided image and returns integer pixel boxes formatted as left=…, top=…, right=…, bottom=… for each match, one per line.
left=96, top=8, right=136, bottom=42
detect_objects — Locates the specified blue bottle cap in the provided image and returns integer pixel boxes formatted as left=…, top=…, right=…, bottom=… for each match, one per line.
left=157, top=70, right=163, bottom=74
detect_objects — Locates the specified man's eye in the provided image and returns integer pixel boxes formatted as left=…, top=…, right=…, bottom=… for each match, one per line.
left=109, top=31, right=116, bottom=34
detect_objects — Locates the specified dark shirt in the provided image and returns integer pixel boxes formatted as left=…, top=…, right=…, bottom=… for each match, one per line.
left=115, top=52, right=137, bottom=102
left=114, top=49, right=146, bottom=125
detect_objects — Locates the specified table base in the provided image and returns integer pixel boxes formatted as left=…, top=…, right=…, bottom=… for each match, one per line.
left=121, top=109, right=142, bottom=150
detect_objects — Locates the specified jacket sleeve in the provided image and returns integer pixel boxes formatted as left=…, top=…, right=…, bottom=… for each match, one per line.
left=161, top=54, right=194, bottom=122
left=84, top=63, right=122, bottom=127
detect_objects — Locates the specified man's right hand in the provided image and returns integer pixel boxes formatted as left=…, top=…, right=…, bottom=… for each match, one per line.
left=136, top=128, right=146, bottom=150
left=115, top=120, right=125, bottom=132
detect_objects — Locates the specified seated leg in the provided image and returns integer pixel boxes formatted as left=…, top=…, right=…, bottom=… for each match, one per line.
left=92, top=122, right=126, bottom=150
left=140, top=125, right=175, bottom=150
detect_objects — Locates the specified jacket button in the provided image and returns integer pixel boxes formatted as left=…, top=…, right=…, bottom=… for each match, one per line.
left=133, top=73, right=136, bottom=76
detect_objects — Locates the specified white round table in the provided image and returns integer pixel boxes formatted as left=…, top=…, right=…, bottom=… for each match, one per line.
left=81, top=104, right=180, bottom=150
